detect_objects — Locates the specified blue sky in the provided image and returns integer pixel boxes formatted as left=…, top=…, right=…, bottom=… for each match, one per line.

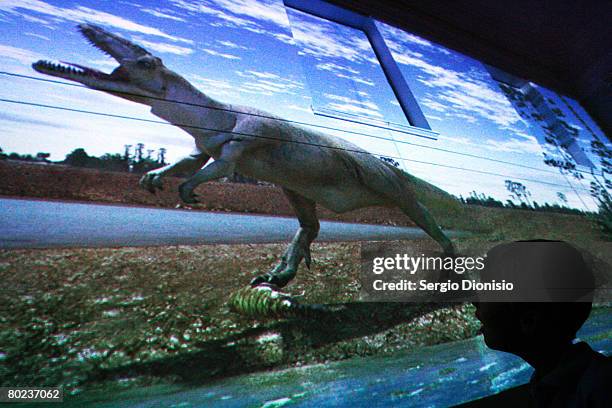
left=0, top=0, right=608, bottom=211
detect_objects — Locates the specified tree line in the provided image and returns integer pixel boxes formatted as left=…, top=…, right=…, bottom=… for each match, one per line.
left=379, top=155, right=595, bottom=219
left=0, top=144, right=166, bottom=174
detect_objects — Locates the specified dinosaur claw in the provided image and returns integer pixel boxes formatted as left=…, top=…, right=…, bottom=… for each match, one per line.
left=250, top=274, right=269, bottom=287
left=250, top=273, right=290, bottom=288
left=140, top=173, right=165, bottom=195
left=178, top=183, right=198, bottom=204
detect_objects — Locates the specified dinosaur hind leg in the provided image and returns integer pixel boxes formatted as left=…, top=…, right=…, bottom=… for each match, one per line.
left=392, top=190, right=455, bottom=256
left=251, top=189, right=319, bottom=288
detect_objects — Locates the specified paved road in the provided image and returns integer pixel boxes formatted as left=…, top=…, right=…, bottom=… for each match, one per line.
left=0, top=198, right=461, bottom=249
left=85, top=310, right=612, bottom=407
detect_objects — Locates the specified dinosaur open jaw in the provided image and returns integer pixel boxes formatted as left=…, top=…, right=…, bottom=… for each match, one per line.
left=32, top=24, right=159, bottom=99
left=32, top=23, right=139, bottom=85
left=32, top=60, right=115, bottom=81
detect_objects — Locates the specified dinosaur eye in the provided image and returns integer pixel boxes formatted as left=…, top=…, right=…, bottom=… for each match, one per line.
left=138, top=60, right=153, bottom=69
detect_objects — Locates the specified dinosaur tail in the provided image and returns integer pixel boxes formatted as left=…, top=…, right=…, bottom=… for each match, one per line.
left=384, top=163, right=469, bottom=230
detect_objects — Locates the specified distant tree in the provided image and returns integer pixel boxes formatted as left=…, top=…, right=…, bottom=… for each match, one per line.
left=135, top=143, right=144, bottom=162
left=36, top=152, right=50, bottom=162
left=0, top=147, right=6, bottom=160
left=99, top=153, right=129, bottom=172
left=123, top=144, right=132, bottom=162
left=157, top=147, right=167, bottom=165
left=8, top=152, right=36, bottom=162
left=556, top=192, right=568, bottom=204
left=379, top=156, right=400, bottom=167
left=464, top=191, right=505, bottom=208
left=64, top=148, right=91, bottom=167
left=505, top=179, right=532, bottom=207
left=586, top=135, right=612, bottom=238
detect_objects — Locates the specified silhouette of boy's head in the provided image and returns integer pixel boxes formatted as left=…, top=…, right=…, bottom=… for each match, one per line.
left=473, top=240, right=594, bottom=354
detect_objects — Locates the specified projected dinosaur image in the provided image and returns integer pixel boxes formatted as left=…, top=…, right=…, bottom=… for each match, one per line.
left=33, top=23, right=455, bottom=287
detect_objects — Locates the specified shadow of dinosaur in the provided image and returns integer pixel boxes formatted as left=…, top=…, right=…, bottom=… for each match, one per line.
left=33, top=23, right=458, bottom=288
left=89, top=302, right=452, bottom=386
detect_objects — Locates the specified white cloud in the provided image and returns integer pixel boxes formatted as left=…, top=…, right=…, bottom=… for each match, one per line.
left=438, top=135, right=474, bottom=146
left=0, top=44, right=47, bottom=64
left=321, top=93, right=383, bottom=118
left=212, top=0, right=289, bottom=27
left=171, top=0, right=299, bottom=48
left=244, top=70, right=279, bottom=79
left=24, top=32, right=50, bottom=41
left=446, top=112, right=478, bottom=124
left=377, top=22, right=433, bottom=48
left=188, top=74, right=236, bottom=91
left=440, top=129, right=543, bottom=156
left=141, top=8, right=186, bottom=22
left=481, top=137, right=543, bottom=154
left=234, top=70, right=304, bottom=97
left=374, top=20, right=527, bottom=132
left=187, top=74, right=239, bottom=99
left=287, top=12, right=371, bottom=64
left=0, top=0, right=192, bottom=43
left=87, top=58, right=119, bottom=70
left=171, top=0, right=289, bottom=29
left=287, top=104, right=312, bottom=114
left=336, top=73, right=375, bottom=86
left=323, top=93, right=380, bottom=112
left=216, top=39, right=249, bottom=50
left=326, top=102, right=384, bottom=118
left=201, top=48, right=241, bottom=60
left=136, top=39, right=193, bottom=55
left=242, top=79, right=297, bottom=95
left=270, top=32, right=294, bottom=45
left=316, top=62, right=360, bottom=75
left=389, top=51, right=522, bottom=128
left=421, top=98, right=447, bottom=113
left=20, top=13, right=51, bottom=25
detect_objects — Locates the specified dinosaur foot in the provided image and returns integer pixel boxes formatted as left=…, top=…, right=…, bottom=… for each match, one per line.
left=250, top=272, right=293, bottom=288
left=178, top=182, right=199, bottom=204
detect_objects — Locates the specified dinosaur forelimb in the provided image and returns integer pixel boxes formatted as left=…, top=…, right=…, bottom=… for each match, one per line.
left=139, top=152, right=210, bottom=194
left=139, top=171, right=164, bottom=194
left=178, top=158, right=235, bottom=203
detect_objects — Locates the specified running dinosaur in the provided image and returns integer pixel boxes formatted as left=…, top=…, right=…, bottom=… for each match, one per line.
left=33, top=24, right=456, bottom=288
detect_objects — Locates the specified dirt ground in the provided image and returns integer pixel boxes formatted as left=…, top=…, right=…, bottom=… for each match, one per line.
left=0, top=160, right=413, bottom=226
left=0, top=240, right=482, bottom=396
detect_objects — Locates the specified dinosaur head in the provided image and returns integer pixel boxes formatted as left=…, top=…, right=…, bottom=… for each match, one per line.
left=33, top=24, right=170, bottom=104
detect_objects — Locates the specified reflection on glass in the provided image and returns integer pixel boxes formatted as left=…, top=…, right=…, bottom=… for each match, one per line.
left=376, top=21, right=594, bottom=210
left=285, top=8, right=409, bottom=128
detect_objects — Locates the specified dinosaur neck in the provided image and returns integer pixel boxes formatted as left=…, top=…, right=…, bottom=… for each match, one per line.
left=150, top=74, right=236, bottom=137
